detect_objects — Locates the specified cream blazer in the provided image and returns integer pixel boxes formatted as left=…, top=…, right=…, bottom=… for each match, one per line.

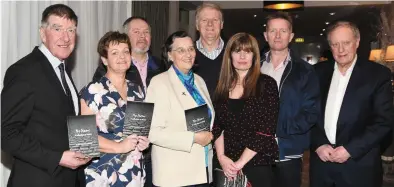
left=145, top=66, right=215, bottom=187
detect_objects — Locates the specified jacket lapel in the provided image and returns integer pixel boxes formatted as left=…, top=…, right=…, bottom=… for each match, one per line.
left=67, top=70, right=80, bottom=115
left=194, top=76, right=215, bottom=130
left=34, top=47, right=77, bottom=115
left=34, top=47, right=69, bottom=100
left=336, top=59, right=364, bottom=133
left=318, top=61, right=335, bottom=130
left=167, top=67, right=198, bottom=110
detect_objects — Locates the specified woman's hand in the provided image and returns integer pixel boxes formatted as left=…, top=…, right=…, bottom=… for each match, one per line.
left=234, top=160, right=246, bottom=171
left=118, top=134, right=138, bottom=153
left=218, top=154, right=239, bottom=179
left=194, top=131, right=213, bottom=146
left=137, top=136, right=150, bottom=151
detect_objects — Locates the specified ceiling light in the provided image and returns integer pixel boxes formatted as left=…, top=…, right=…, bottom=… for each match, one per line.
left=325, top=22, right=330, bottom=25
left=254, top=15, right=257, bottom=18
left=320, top=33, right=323, bottom=36
left=263, top=1, right=304, bottom=10
left=322, top=29, right=325, bottom=31
left=264, top=24, right=266, bottom=27
left=329, top=12, right=336, bottom=16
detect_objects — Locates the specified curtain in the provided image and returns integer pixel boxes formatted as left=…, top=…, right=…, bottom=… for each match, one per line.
left=0, top=1, right=131, bottom=186
left=132, top=1, right=169, bottom=60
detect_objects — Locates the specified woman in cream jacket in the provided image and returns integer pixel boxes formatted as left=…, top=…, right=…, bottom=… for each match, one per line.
left=145, top=31, right=214, bottom=187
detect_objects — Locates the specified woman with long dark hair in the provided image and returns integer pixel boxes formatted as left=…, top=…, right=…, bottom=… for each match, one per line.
left=212, top=32, right=279, bottom=186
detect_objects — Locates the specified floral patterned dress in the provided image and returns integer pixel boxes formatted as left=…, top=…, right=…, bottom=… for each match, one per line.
left=80, top=76, right=145, bottom=187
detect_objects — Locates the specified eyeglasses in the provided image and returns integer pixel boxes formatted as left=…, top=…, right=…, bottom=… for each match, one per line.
left=172, top=47, right=195, bottom=56
left=47, top=24, right=77, bottom=36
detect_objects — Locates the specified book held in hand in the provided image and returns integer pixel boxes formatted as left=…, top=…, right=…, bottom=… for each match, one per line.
left=123, top=101, right=154, bottom=137
left=184, top=104, right=210, bottom=132
left=67, top=115, right=100, bottom=158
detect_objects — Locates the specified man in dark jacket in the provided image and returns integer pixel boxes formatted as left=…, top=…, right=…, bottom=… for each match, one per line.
left=260, top=12, right=320, bottom=187
left=310, top=21, right=393, bottom=187
left=1, top=4, right=90, bottom=187
left=91, top=16, right=166, bottom=187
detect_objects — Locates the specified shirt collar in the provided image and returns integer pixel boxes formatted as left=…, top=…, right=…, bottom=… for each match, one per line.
left=196, top=37, right=224, bottom=51
left=39, top=44, right=64, bottom=69
left=334, top=54, right=357, bottom=76
left=132, top=54, right=149, bottom=65
left=264, top=49, right=291, bottom=66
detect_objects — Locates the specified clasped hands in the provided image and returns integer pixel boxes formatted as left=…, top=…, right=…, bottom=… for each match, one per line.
left=218, top=154, right=245, bottom=180
left=316, top=144, right=351, bottom=163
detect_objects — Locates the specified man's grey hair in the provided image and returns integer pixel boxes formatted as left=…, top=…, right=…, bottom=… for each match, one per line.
left=122, top=16, right=151, bottom=33
left=326, top=21, right=360, bottom=44
left=195, top=2, right=223, bottom=23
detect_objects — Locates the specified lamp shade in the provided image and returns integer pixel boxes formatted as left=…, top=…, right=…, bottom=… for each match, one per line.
left=263, top=1, right=304, bottom=10
left=369, top=49, right=382, bottom=62
left=384, top=45, right=394, bottom=62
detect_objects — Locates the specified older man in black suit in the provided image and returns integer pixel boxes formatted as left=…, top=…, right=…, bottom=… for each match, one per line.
left=310, top=21, right=394, bottom=187
left=1, top=4, right=90, bottom=187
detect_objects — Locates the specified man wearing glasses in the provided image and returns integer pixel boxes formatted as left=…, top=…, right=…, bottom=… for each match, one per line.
left=1, top=4, right=90, bottom=187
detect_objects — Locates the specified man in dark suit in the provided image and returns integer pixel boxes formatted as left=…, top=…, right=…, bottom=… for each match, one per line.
left=91, top=16, right=165, bottom=187
left=310, top=21, right=394, bottom=187
left=1, top=4, right=90, bottom=187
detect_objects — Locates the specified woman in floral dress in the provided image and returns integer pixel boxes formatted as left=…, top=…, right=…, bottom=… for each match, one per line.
left=80, top=31, right=149, bottom=187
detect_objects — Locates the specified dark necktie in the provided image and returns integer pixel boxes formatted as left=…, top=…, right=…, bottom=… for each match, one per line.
left=58, top=63, right=75, bottom=115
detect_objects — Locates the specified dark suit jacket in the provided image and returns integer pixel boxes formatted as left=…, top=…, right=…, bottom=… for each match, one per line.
left=310, top=59, right=393, bottom=185
left=1, top=47, right=83, bottom=187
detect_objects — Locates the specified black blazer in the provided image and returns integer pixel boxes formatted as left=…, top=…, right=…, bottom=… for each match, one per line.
left=1, top=47, right=83, bottom=187
left=310, top=59, right=393, bottom=184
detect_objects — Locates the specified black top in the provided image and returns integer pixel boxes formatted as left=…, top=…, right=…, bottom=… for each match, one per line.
left=193, top=47, right=225, bottom=98
left=228, top=98, right=245, bottom=114
left=212, top=75, right=280, bottom=168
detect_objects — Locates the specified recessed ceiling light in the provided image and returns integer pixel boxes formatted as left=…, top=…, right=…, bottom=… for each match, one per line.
left=322, top=29, right=326, bottom=31
left=254, top=15, right=257, bottom=17
left=325, top=22, right=330, bottom=25
left=329, top=12, right=336, bottom=16
left=320, top=33, right=323, bottom=36
left=317, top=45, right=321, bottom=48
left=264, top=24, right=266, bottom=27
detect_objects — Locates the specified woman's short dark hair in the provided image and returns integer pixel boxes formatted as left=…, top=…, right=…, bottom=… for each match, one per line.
left=41, top=4, right=78, bottom=26
left=162, top=31, right=191, bottom=67
left=97, top=31, right=131, bottom=58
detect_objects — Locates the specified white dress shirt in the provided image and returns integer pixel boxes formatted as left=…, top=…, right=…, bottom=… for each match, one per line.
left=324, top=55, right=357, bottom=144
left=39, top=44, right=79, bottom=115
